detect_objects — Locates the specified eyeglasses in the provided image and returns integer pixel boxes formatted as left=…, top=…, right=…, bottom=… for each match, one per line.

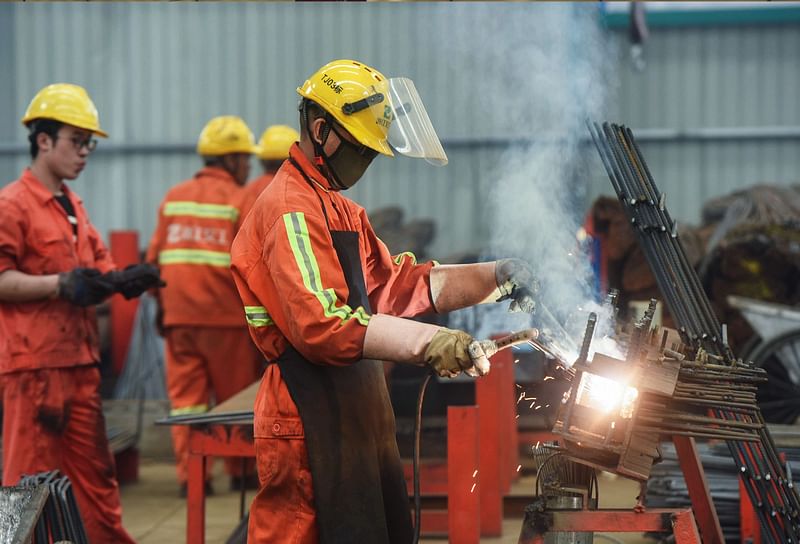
left=56, top=134, right=98, bottom=153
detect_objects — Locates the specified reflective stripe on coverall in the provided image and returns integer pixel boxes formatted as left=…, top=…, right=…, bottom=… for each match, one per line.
left=230, top=145, right=436, bottom=542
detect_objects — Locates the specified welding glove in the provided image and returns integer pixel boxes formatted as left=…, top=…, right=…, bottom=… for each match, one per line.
left=424, top=328, right=478, bottom=378
left=495, top=258, right=538, bottom=313
left=57, top=267, right=116, bottom=307
left=363, top=314, right=483, bottom=378
left=103, top=264, right=166, bottom=300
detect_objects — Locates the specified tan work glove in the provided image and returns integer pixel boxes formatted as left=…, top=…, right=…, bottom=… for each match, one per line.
left=423, top=328, right=476, bottom=378
left=363, top=315, right=488, bottom=378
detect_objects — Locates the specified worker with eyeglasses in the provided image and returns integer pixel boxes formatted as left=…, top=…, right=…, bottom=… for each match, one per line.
left=0, top=83, right=147, bottom=543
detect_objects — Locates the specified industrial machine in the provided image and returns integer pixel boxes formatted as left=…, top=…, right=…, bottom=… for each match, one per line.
left=516, top=123, right=800, bottom=544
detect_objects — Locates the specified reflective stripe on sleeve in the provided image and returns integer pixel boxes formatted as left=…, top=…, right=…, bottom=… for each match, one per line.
left=163, top=201, right=240, bottom=222
left=393, top=251, right=417, bottom=266
left=158, top=249, right=231, bottom=267
left=283, top=212, right=370, bottom=326
left=170, top=404, right=209, bottom=416
left=244, top=305, right=274, bottom=328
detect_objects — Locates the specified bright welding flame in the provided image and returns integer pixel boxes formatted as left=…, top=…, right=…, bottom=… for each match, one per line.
left=575, top=372, right=638, bottom=418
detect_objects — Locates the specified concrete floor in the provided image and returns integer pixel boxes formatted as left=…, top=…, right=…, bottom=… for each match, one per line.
left=119, top=459, right=658, bottom=544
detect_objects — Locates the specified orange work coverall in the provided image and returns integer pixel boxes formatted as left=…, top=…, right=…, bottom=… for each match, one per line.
left=230, top=145, right=436, bottom=542
left=238, top=172, right=274, bottom=221
left=146, top=166, right=261, bottom=484
left=0, top=169, right=135, bottom=544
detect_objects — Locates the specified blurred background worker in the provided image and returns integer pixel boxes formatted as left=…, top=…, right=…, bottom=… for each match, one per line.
left=231, top=59, right=537, bottom=543
left=0, top=83, right=157, bottom=544
left=146, top=115, right=262, bottom=496
left=239, top=124, right=300, bottom=220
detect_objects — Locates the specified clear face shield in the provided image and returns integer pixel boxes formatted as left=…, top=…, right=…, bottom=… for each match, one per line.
left=386, top=78, right=448, bottom=166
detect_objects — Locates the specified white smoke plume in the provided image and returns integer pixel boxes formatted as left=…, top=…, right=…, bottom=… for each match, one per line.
left=431, top=4, right=618, bottom=356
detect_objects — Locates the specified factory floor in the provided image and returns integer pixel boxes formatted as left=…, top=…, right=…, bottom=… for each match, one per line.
left=119, top=459, right=659, bottom=544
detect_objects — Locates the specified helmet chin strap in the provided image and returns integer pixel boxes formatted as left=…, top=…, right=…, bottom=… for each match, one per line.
left=301, top=100, right=348, bottom=191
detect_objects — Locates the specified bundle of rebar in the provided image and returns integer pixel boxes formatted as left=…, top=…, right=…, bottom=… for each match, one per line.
left=19, top=470, right=88, bottom=544
left=588, top=121, right=800, bottom=543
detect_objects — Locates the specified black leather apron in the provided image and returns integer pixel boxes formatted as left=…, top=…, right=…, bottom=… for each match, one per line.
left=276, top=164, right=413, bottom=543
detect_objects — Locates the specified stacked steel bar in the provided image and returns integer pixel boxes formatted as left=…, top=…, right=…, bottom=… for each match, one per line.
left=19, top=470, right=88, bottom=544
left=588, top=122, right=800, bottom=543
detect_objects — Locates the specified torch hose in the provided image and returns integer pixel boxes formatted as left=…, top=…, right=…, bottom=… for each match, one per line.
left=412, top=372, right=433, bottom=544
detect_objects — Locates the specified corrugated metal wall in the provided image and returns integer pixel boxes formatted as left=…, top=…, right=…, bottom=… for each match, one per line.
left=600, top=22, right=800, bottom=223
left=1, top=3, right=799, bottom=258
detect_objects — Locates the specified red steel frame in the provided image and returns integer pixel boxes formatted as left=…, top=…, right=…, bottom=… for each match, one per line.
left=185, top=408, right=485, bottom=543
left=519, top=508, right=702, bottom=543
left=109, top=230, right=141, bottom=484
left=186, top=424, right=255, bottom=544
left=109, top=230, right=140, bottom=376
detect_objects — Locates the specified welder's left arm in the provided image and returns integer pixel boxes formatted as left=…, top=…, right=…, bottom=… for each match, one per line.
left=361, top=209, right=437, bottom=317
left=429, top=258, right=538, bottom=314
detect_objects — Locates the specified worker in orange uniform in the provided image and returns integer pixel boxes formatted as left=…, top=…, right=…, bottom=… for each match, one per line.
left=239, top=124, right=300, bottom=220
left=0, top=83, right=160, bottom=543
left=231, top=59, right=538, bottom=543
left=147, top=115, right=263, bottom=496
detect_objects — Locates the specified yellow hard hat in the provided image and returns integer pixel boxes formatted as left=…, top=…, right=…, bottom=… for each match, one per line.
left=256, top=125, right=299, bottom=160
left=197, top=116, right=257, bottom=156
left=297, top=59, right=394, bottom=157
left=21, top=83, right=108, bottom=137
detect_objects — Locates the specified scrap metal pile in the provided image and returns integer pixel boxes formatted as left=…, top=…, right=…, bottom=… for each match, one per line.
left=525, top=123, right=800, bottom=543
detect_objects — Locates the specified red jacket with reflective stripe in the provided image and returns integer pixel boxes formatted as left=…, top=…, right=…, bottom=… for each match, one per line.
left=231, top=144, right=436, bottom=366
left=0, top=169, right=115, bottom=373
left=146, top=167, right=247, bottom=327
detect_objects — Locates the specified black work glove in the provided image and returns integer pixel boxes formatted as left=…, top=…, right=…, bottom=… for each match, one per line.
left=495, top=258, right=538, bottom=313
left=57, top=267, right=116, bottom=307
left=103, top=264, right=166, bottom=300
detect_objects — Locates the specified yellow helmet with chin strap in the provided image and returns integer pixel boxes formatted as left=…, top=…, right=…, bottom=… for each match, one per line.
left=22, top=83, right=108, bottom=137
left=256, top=125, right=300, bottom=160
left=297, top=59, right=394, bottom=157
left=197, top=116, right=258, bottom=156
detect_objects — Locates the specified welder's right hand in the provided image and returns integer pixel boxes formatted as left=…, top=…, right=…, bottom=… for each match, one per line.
left=57, top=267, right=115, bottom=307
left=424, top=328, right=477, bottom=378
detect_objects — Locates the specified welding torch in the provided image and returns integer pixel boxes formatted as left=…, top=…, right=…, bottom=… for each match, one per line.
left=465, top=328, right=541, bottom=377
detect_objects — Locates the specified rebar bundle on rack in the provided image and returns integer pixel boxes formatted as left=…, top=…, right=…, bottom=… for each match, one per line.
left=587, top=121, right=800, bottom=544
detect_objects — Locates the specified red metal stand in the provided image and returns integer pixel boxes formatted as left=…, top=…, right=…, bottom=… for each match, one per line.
left=447, top=406, right=481, bottom=544
left=187, top=424, right=254, bottom=544
left=186, top=409, right=486, bottom=543
left=109, top=230, right=140, bottom=376
left=520, top=508, right=702, bottom=543
left=673, top=435, right=725, bottom=544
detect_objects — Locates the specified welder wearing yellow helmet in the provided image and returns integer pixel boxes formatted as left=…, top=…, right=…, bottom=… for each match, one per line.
left=146, top=115, right=263, bottom=495
left=230, top=60, right=538, bottom=543
left=239, top=124, right=300, bottom=219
